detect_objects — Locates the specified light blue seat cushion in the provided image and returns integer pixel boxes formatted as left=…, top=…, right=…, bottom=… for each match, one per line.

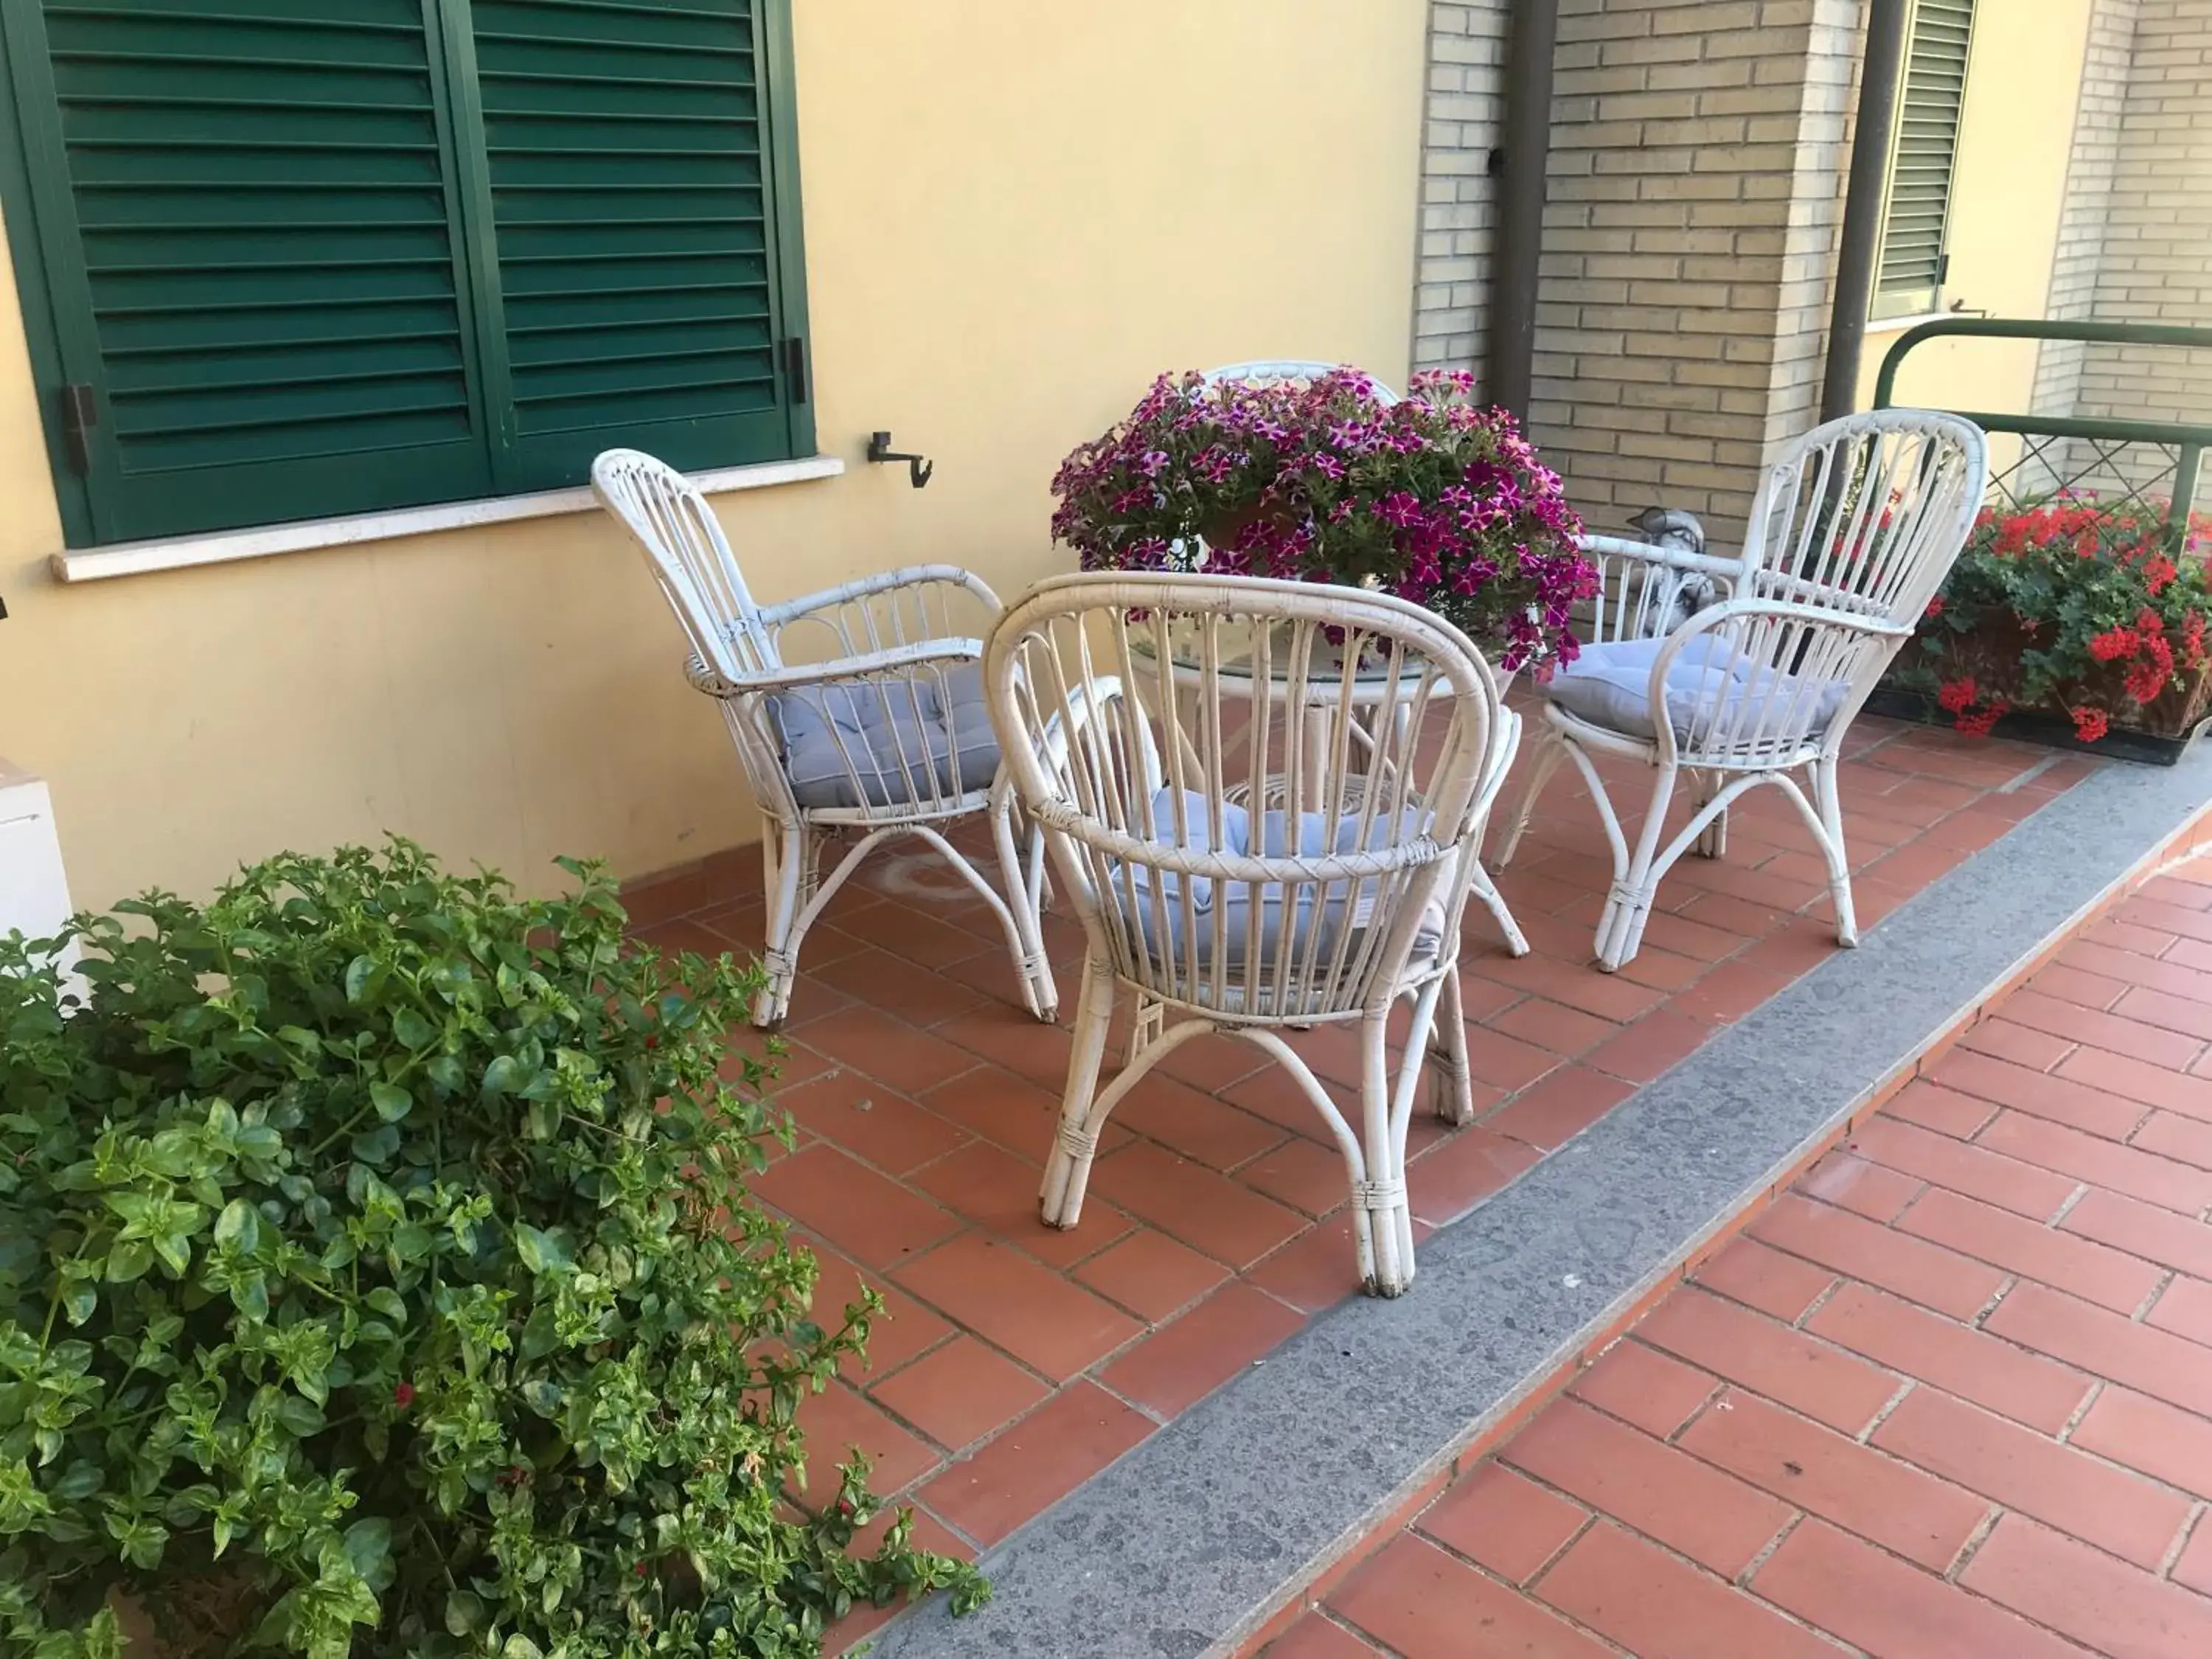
left=1543, top=637, right=1847, bottom=745
left=1113, top=789, right=1449, bottom=970
left=772, top=662, right=998, bottom=810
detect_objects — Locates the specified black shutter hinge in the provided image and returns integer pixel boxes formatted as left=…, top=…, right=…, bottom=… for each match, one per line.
left=1936, top=253, right=1952, bottom=285
left=780, top=337, right=808, bottom=406
left=60, top=383, right=97, bottom=475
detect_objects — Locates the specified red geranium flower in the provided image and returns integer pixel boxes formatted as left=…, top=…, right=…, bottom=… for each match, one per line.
left=1924, top=595, right=1945, bottom=620
left=2088, top=627, right=2140, bottom=662
left=393, top=1382, right=416, bottom=1408
left=1955, top=701, right=2006, bottom=739
left=2072, top=707, right=2110, bottom=743
left=2146, top=556, right=2180, bottom=597
left=1936, top=677, right=1978, bottom=713
left=2125, top=633, right=2175, bottom=705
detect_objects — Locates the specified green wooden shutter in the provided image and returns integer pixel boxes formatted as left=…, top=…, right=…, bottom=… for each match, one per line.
left=1875, top=0, right=1975, bottom=319
left=448, top=0, right=810, bottom=494
left=0, top=0, right=498, bottom=543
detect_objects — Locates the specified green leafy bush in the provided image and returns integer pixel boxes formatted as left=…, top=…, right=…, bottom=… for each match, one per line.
left=0, top=841, right=982, bottom=1658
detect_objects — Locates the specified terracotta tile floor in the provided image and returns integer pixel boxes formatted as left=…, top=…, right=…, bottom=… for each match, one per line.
left=1262, top=854, right=2212, bottom=1659
left=625, top=716, right=2093, bottom=1627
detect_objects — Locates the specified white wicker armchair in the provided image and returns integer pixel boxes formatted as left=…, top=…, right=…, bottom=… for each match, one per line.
left=985, top=571, right=1509, bottom=1297
left=593, top=448, right=1057, bottom=1029
left=1498, top=409, right=1989, bottom=971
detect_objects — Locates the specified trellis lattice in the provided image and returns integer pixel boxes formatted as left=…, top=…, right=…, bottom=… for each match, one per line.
left=1999, top=431, right=2183, bottom=515
left=1872, top=319, right=2212, bottom=557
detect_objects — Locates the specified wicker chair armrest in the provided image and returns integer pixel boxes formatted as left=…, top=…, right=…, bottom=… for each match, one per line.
left=685, top=637, right=984, bottom=699
left=1635, top=597, right=1912, bottom=764
left=1650, top=596, right=1910, bottom=678
left=757, top=565, right=1004, bottom=627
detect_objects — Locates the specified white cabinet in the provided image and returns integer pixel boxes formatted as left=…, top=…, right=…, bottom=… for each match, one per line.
left=0, top=761, right=76, bottom=983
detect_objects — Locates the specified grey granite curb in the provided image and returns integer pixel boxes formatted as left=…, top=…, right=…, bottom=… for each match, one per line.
left=870, top=742, right=2212, bottom=1659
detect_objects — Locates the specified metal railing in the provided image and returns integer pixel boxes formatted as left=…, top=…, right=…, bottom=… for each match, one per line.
left=1871, top=318, right=2212, bottom=549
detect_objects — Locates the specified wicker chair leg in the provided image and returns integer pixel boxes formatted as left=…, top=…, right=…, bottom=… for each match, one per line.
left=754, top=821, right=812, bottom=1029
left=1468, top=860, right=1530, bottom=957
left=1429, top=962, right=1475, bottom=1125
left=1596, top=765, right=1678, bottom=973
left=1812, top=755, right=1860, bottom=947
left=1040, top=964, right=1116, bottom=1228
left=1496, top=730, right=1566, bottom=868
left=1357, top=1008, right=1416, bottom=1297
left=991, top=790, right=1059, bottom=1022
left=1694, top=770, right=1728, bottom=860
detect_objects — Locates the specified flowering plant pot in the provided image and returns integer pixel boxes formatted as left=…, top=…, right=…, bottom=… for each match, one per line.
left=1049, top=368, right=1596, bottom=672
left=1882, top=497, right=2212, bottom=752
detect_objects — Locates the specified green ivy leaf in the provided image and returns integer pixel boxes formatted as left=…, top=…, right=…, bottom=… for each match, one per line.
left=364, top=1287, right=408, bottom=1326
left=60, top=1279, right=97, bottom=1326
left=444, top=1590, right=485, bottom=1638
left=520, top=1378, right=563, bottom=1419
left=511, top=1225, right=570, bottom=1274
left=368, top=1081, right=411, bottom=1123
left=213, top=1198, right=260, bottom=1255
left=481, top=1054, right=527, bottom=1096
left=343, top=1516, right=394, bottom=1591
left=105, top=1240, right=154, bottom=1284
left=275, top=1025, right=323, bottom=1065
left=232, top=1274, right=268, bottom=1322
left=350, top=1124, right=402, bottom=1166
left=150, top=1229, right=193, bottom=1279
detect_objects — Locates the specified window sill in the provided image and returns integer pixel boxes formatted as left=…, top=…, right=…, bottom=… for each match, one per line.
left=48, top=452, right=847, bottom=585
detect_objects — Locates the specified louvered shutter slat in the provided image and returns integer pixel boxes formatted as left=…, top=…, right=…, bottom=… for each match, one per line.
left=4, top=0, right=497, bottom=540
left=462, top=0, right=801, bottom=491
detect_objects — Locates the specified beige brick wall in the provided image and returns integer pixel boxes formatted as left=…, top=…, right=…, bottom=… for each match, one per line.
left=1412, top=1, right=1509, bottom=378
left=2073, top=0, right=2212, bottom=484
left=1407, top=0, right=2212, bottom=541
left=1521, top=0, right=1861, bottom=547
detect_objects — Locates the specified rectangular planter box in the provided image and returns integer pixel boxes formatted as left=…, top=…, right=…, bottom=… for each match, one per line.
left=1865, top=684, right=2210, bottom=765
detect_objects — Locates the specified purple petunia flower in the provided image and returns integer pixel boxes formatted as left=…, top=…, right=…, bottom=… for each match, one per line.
left=1048, top=366, right=1596, bottom=663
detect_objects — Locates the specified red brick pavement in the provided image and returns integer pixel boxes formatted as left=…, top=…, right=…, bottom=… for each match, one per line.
left=1259, top=857, right=2212, bottom=1659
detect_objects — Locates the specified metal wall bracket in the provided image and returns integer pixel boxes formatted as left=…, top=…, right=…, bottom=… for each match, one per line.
left=866, top=431, right=933, bottom=489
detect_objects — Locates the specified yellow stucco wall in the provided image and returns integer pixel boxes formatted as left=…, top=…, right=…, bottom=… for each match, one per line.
left=1854, top=0, right=2096, bottom=421
left=0, top=1, right=1427, bottom=908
